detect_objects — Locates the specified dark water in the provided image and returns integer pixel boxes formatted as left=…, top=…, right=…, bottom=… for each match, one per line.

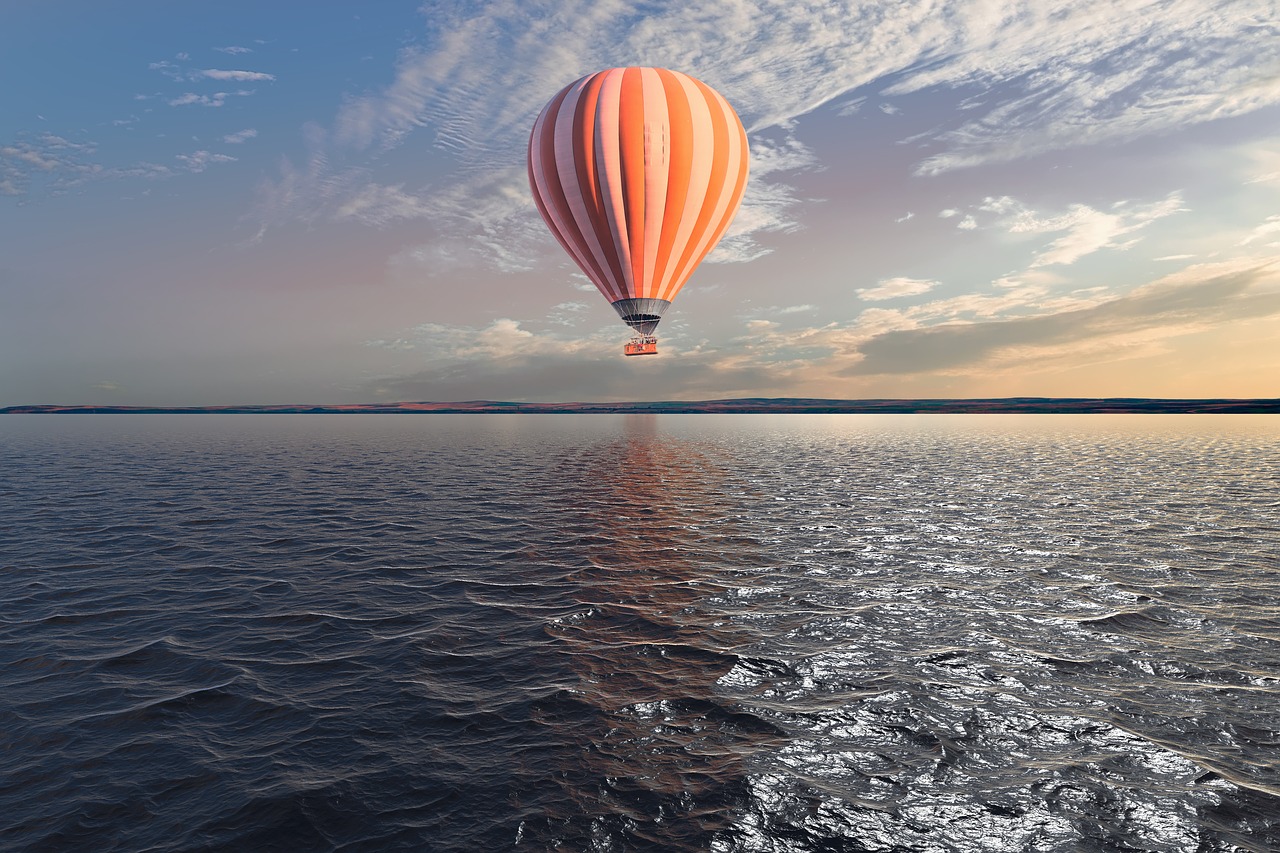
left=3, top=414, right=1279, bottom=852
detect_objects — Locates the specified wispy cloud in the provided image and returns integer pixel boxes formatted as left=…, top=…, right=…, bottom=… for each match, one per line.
left=176, top=150, right=237, bottom=173
left=331, top=0, right=1277, bottom=169
left=1, top=128, right=244, bottom=196
left=199, top=68, right=275, bottom=82
left=568, top=273, right=596, bottom=292
left=975, top=193, right=1187, bottom=267
left=222, top=128, right=258, bottom=144
left=256, top=0, right=1276, bottom=274
left=900, top=4, right=1280, bottom=175
left=547, top=301, right=590, bottom=326
left=168, top=90, right=255, bottom=108
left=215, top=46, right=253, bottom=55
left=334, top=182, right=436, bottom=226
left=709, top=135, right=819, bottom=263
left=1239, top=214, right=1280, bottom=246
left=151, top=58, right=275, bottom=83
left=148, top=60, right=184, bottom=81
left=858, top=277, right=938, bottom=301
left=1, top=134, right=100, bottom=196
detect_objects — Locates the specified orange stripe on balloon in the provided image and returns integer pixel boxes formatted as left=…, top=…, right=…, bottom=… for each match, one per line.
left=650, top=68, right=693, bottom=301
left=656, top=71, right=715, bottom=302
left=618, top=68, right=647, bottom=299
left=665, top=77, right=731, bottom=300
left=638, top=67, right=669, bottom=300
left=675, top=87, right=747, bottom=284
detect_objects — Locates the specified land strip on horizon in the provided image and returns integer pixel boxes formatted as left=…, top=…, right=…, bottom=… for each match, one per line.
left=3, top=399, right=1279, bottom=414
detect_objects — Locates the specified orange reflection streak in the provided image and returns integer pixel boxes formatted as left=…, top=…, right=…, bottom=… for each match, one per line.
left=520, top=416, right=783, bottom=848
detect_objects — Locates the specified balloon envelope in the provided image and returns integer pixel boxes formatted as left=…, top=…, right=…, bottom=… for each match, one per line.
left=527, top=67, right=749, bottom=341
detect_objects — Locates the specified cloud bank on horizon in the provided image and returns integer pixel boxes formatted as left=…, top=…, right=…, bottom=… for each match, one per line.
left=2, top=1, right=1278, bottom=403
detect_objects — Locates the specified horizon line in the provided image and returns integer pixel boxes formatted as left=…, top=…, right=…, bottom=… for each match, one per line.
left=4, top=397, right=1279, bottom=415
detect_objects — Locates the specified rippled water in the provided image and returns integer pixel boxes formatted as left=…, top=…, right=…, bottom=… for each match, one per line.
left=3, top=414, right=1279, bottom=851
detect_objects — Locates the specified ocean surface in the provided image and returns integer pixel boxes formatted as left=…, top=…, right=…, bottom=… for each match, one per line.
left=3, top=413, right=1279, bottom=852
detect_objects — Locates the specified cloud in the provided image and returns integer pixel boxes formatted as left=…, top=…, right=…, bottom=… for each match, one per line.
left=1, top=146, right=62, bottom=171
left=1, top=128, right=241, bottom=197
left=215, top=46, right=253, bottom=55
left=38, top=134, right=95, bottom=153
left=252, top=0, right=849, bottom=258
left=1, top=134, right=101, bottom=196
left=334, top=0, right=1278, bottom=171
left=149, top=58, right=274, bottom=88
left=858, top=277, right=938, bottom=301
left=332, top=122, right=818, bottom=274
left=357, top=259, right=1279, bottom=400
left=847, top=261, right=1280, bottom=375
left=976, top=193, right=1186, bottom=266
left=364, top=338, right=417, bottom=351
left=740, top=304, right=819, bottom=323
left=222, top=128, right=258, bottom=144
left=334, top=182, right=435, bottom=226
left=176, top=150, right=237, bottom=173
left=334, top=0, right=1276, bottom=157
left=710, top=134, right=820, bottom=263
left=547, top=301, right=590, bottom=326
left=254, top=0, right=1277, bottom=275
left=199, top=69, right=275, bottom=82
left=1239, top=214, right=1280, bottom=246
left=148, top=60, right=184, bottom=81
left=835, top=96, right=866, bottom=116
left=168, top=90, right=254, bottom=107
left=362, top=317, right=789, bottom=402
left=901, top=2, right=1280, bottom=175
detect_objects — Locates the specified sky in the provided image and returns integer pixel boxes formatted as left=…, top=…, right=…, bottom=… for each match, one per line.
left=2, top=0, right=1278, bottom=405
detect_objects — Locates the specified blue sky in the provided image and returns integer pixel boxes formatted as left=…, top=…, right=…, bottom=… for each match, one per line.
left=3, top=0, right=1278, bottom=404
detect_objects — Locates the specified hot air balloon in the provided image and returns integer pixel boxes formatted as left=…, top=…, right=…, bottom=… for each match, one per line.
left=528, top=67, right=749, bottom=356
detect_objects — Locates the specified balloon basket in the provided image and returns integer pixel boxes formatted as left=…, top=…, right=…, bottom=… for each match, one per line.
left=624, top=336, right=658, bottom=356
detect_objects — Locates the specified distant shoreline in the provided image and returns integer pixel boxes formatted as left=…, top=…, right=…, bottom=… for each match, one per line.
left=3, top=398, right=1278, bottom=414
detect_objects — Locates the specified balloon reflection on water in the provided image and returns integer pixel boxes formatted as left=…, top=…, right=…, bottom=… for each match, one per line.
left=519, top=416, right=783, bottom=850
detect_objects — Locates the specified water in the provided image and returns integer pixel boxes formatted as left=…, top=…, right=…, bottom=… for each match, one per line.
left=2, top=414, right=1278, bottom=852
